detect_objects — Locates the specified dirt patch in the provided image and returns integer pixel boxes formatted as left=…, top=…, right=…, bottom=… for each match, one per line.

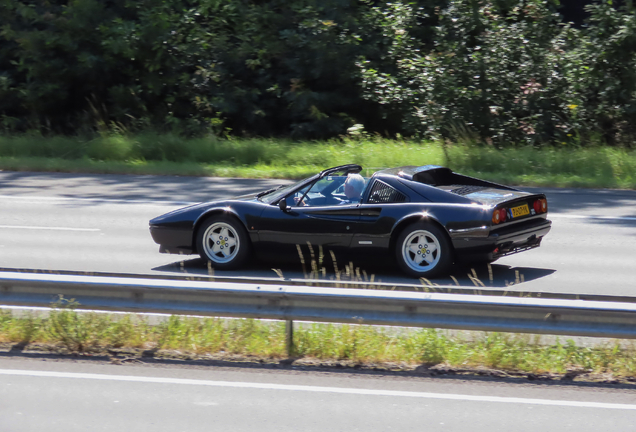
left=2, top=342, right=635, bottom=387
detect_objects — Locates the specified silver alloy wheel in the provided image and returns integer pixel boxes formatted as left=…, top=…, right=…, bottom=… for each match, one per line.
left=401, top=229, right=442, bottom=273
left=201, top=222, right=240, bottom=264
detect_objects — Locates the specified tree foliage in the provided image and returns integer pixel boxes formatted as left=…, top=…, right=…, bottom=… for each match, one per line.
left=359, top=0, right=636, bottom=146
left=1, top=0, right=636, bottom=145
left=561, top=1, right=636, bottom=144
left=0, top=0, right=390, bottom=137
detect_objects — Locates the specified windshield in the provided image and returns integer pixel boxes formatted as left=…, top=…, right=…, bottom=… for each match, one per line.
left=258, top=175, right=316, bottom=204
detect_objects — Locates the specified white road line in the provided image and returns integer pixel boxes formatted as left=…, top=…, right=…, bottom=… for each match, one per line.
left=550, top=214, right=636, bottom=221
left=0, top=225, right=100, bottom=232
left=1, top=369, right=634, bottom=410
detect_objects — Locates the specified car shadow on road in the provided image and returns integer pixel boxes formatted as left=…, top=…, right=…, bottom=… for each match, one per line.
left=583, top=216, right=636, bottom=231
left=152, top=257, right=556, bottom=290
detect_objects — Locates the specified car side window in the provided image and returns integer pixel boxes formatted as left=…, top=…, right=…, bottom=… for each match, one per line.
left=366, top=180, right=408, bottom=204
left=286, top=176, right=347, bottom=207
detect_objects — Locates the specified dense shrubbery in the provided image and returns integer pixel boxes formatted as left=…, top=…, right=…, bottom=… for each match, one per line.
left=360, top=1, right=567, bottom=144
left=0, top=0, right=635, bottom=145
left=561, top=2, right=636, bottom=144
left=360, top=0, right=636, bottom=146
left=0, top=0, right=391, bottom=138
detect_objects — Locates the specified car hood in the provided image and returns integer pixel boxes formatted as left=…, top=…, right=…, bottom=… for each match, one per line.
left=149, top=194, right=260, bottom=225
left=231, top=192, right=260, bottom=201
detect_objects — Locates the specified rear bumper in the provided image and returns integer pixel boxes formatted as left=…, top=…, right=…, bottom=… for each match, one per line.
left=149, top=226, right=195, bottom=255
left=491, top=217, right=551, bottom=244
left=453, top=218, right=551, bottom=261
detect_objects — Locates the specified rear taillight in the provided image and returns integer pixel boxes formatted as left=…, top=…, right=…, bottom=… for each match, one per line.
left=492, top=208, right=508, bottom=224
left=533, top=198, right=548, bottom=214
left=492, top=209, right=500, bottom=224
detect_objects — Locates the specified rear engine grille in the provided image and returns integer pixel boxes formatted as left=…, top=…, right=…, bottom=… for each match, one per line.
left=368, top=180, right=407, bottom=203
left=449, top=185, right=489, bottom=196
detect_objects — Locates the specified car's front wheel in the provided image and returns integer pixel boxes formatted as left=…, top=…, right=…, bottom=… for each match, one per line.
left=395, top=222, right=453, bottom=278
left=196, top=215, right=250, bottom=269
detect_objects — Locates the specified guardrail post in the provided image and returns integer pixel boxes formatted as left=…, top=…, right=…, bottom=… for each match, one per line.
left=286, top=320, right=294, bottom=357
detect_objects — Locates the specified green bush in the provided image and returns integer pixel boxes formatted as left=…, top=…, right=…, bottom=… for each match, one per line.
left=1, top=0, right=636, bottom=145
left=0, top=0, right=394, bottom=138
left=360, top=0, right=569, bottom=144
left=561, top=2, right=636, bottom=144
left=86, top=136, right=134, bottom=161
left=359, top=0, right=636, bottom=147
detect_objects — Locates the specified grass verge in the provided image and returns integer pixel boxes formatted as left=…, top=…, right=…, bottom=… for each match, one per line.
left=2, top=306, right=635, bottom=382
left=1, top=133, right=635, bottom=189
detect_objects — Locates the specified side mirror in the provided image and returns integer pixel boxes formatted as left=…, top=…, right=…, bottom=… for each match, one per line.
left=279, top=198, right=289, bottom=212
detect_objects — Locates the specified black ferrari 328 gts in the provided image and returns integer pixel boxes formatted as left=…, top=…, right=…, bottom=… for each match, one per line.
left=149, top=164, right=551, bottom=278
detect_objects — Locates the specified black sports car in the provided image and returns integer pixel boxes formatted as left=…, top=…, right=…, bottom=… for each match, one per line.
left=149, top=164, right=551, bottom=277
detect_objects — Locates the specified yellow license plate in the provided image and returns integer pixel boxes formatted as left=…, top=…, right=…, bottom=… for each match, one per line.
left=511, top=204, right=530, bottom=218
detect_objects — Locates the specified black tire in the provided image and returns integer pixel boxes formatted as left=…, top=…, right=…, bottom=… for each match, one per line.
left=394, top=222, right=454, bottom=278
left=196, top=215, right=251, bottom=270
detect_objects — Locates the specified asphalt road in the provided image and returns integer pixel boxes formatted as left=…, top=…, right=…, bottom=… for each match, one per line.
left=1, top=357, right=635, bottom=432
left=1, top=171, right=636, bottom=296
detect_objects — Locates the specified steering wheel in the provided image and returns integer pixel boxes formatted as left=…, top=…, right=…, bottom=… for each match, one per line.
left=323, top=195, right=344, bottom=205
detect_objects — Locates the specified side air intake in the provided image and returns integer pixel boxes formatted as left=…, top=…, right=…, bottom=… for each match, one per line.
left=368, top=180, right=407, bottom=203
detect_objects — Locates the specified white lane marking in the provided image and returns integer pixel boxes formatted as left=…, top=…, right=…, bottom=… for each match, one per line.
left=550, top=214, right=636, bottom=222
left=1, top=369, right=634, bottom=410
left=0, top=225, right=100, bottom=232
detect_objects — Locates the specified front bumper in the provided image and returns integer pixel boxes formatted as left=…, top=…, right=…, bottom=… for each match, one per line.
left=149, top=226, right=195, bottom=255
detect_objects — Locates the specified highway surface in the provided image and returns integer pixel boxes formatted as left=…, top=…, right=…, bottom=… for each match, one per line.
left=1, top=357, right=636, bottom=432
left=1, top=171, right=636, bottom=296
left=2, top=171, right=636, bottom=432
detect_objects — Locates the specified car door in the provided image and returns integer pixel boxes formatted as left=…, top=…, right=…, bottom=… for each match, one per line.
left=255, top=176, right=361, bottom=261
left=350, top=179, right=412, bottom=254
left=257, top=204, right=361, bottom=261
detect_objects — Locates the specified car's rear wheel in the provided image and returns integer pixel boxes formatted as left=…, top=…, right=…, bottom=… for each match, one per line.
left=196, top=215, right=250, bottom=269
left=395, top=222, right=453, bottom=278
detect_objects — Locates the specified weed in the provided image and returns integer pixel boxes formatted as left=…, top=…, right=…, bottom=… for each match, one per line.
left=2, top=309, right=636, bottom=378
left=45, top=297, right=109, bottom=352
left=0, top=310, right=43, bottom=344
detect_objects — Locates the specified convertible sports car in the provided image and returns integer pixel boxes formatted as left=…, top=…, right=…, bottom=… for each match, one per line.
left=149, top=164, right=551, bottom=277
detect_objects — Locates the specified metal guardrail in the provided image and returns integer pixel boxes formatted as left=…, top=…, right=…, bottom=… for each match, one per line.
left=3, top=267, right=636, bottom=304
left=2, top=271, right=636, bottom=352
